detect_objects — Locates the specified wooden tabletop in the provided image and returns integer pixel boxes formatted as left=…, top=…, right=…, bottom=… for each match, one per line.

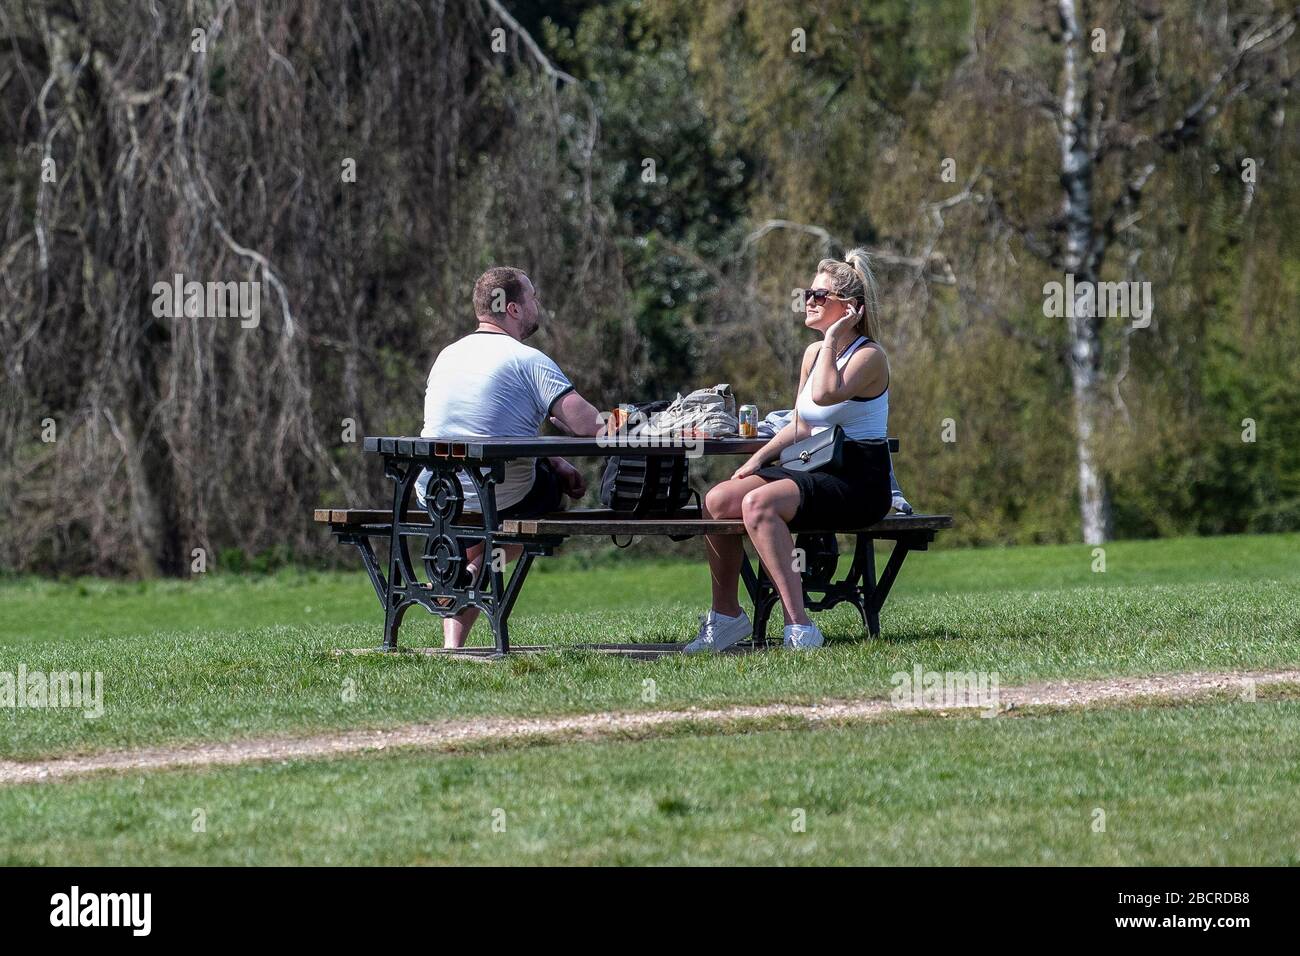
left=363, top=435, right=773, bottom=459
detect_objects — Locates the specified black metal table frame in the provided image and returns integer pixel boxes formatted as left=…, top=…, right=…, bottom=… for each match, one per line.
left=338, top=436, right=922, bottom=655
left=739, top=526, right=937, bottom=645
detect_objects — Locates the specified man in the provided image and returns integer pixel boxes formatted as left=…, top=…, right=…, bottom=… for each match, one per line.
left=417, top=266, right=605, bottom=647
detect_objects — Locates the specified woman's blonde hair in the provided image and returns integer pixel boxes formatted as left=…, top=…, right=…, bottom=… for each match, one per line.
left=816, top=247, right=880, bottom=341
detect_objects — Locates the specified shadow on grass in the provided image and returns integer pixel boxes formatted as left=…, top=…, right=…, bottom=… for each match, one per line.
left=822, top=626, right=973, bottom=646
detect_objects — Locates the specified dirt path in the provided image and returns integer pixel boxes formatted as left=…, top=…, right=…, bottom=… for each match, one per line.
left=3, top=668, right=1296, bottom=787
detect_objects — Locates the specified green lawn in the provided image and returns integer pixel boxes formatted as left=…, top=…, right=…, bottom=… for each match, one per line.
left=4, top=697, right=1298, bottom=865
left=1, top=532, right=1297, bottom=760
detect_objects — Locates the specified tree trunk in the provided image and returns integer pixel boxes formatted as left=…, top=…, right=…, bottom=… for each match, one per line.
left=1058, top=0, right=1113, bottom=544
left=1068, top=339, right=1110, bottom=545
left=124, top=306, right=185, bottom=577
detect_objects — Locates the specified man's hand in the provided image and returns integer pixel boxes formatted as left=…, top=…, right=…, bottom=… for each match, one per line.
left=549, top=457, right=587, bottom=499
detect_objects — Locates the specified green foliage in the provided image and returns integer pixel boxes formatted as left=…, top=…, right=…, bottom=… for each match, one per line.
left=627, top=0, right=1300, bottom=542
left=549, top=0, right=754, bottom=395
left=216, top=545, right=297, bottom=576
left=1107, top=146, right=1300, bottom=539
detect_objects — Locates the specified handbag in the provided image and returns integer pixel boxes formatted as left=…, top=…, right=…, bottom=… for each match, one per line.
left=779, top=404, right=844, bottom=473
left=777, top=337, right=870, bottom=472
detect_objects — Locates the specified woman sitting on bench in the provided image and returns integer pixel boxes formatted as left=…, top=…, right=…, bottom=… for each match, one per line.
left=685, top=248, right=893, bottom=653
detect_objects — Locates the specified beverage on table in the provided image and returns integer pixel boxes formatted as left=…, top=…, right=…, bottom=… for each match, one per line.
left=608, top=406, right=629, bottom=434
left=738, top=404, right=758, bottom=438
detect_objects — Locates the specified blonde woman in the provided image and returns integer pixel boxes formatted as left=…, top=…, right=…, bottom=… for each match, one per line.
left=686, top=249, right=893, bottom=652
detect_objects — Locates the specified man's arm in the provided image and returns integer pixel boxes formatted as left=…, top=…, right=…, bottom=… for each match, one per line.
left=544, top=390, right=605, bottom=500
left=548, top=389, right=605, bottom=438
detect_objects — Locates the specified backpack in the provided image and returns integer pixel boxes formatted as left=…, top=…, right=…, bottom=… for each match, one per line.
left=597, top=400, right=701, bottom=536
left=598, top=453, right=699, bottom=517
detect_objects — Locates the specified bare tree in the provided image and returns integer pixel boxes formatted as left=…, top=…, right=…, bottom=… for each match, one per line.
left=0, top=0, right=625, bottom=575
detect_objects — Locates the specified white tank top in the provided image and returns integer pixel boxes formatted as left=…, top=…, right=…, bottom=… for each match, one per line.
left=795, top=335, right=888, bottom=441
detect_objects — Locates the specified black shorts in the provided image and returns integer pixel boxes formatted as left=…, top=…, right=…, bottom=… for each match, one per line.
left=753, top=438, right=892, bottom=532
left=497, top=458, right=565, bottom=519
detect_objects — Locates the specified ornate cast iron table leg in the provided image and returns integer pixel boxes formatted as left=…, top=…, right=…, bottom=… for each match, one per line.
left=376, top=455, right=552, bottom=655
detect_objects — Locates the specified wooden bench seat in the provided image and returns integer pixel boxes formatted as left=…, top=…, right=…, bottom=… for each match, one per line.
left=315, top=506, right=952, bottom=539
left=499, top=510, right=953, bottom=538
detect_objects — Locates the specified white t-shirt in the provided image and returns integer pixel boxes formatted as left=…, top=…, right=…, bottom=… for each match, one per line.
left=416, top=331, right=575, bottom=511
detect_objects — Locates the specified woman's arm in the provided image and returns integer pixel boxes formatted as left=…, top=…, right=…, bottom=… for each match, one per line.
left=731, top=345, right=820, bottom=479
left=808, top=308, right=888, bottom=405
left=809, top=339, right=887, bottom=405
left=732, top=422, right=799, bottom=479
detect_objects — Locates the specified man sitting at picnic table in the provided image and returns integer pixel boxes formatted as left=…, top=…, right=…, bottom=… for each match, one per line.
left=416, top=266, right=606, bottom=648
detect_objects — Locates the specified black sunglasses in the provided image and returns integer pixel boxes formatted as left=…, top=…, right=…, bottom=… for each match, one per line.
left=803, top=288, right=849, bottom=305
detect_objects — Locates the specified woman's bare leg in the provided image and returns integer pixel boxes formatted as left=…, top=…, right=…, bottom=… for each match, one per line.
left=740, top=479, right=809, bottom=626
left=701, top=476, right=769, bottom=617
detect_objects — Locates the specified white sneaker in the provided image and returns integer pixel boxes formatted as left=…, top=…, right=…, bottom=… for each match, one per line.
left=783, top=622, right=825, bottom=650
left=682, top=609, right=752, bottom=654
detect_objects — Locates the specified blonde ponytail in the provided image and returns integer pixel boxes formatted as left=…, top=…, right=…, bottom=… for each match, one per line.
left=815, top=247, right=880, bottom=341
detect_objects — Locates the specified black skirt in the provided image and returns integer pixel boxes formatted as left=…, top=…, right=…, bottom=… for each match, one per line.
left=753, top=438, right=893, bottom=532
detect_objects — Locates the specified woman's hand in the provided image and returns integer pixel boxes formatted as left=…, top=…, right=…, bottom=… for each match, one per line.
left=732, top=455, right=766, bottom=481
left=823, top=304, right=860, bottom=352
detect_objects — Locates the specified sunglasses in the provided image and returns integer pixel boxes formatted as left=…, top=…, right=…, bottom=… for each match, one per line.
left=803, top=288, right=850, bottom=305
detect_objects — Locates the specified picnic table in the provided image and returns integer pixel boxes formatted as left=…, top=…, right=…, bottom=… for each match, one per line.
left=315, top=435, right=952, bottom=655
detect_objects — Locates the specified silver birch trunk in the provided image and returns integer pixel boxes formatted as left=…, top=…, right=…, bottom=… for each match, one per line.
left=1058, top=0, right=1112, bottom=545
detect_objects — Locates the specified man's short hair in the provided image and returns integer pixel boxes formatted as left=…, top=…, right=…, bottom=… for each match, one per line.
left=473, top=267, right=528, bottom=318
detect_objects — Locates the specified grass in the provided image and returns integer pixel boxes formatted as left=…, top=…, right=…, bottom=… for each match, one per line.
left=1, top=532, right=1297, bottom=760
left=3, top=697, right=1299, bottom=865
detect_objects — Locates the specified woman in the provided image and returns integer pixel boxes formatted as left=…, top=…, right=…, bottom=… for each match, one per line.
left=685, top=249, right=893, bottom=653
